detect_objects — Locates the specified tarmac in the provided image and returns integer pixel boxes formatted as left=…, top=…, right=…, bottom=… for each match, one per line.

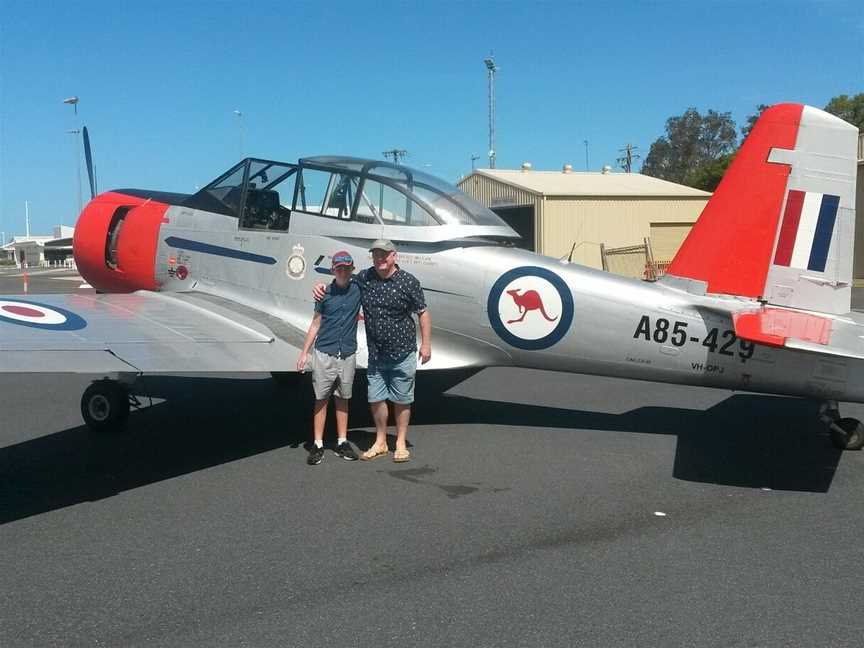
left=1, top=270, right=864, bottom=647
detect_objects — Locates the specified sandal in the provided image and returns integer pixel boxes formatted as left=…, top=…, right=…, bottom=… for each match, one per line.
left=360, top=445, right=389, bottom=461
left=393, top=448, right=411, bottom=463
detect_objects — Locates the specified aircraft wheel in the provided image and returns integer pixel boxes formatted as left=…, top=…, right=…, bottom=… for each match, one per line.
left=829, top=417, right=864, bottom=451
left=81, top=380, right=130, bottom=434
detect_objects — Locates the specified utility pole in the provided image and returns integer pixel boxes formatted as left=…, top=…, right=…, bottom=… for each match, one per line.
left=583, top=140, right=590, bottom=171
left=484, top=55, right=497, bottom=169
left=382, top=149, right=408, bottom=165
left=25, top=201, right=30, bottom=238
left=617, top=143, right=640, bottom=173
left=471, top=153, right=480, bottom=170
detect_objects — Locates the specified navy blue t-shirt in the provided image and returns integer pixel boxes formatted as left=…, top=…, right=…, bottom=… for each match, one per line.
left=313, top=280, right=362, bottom=357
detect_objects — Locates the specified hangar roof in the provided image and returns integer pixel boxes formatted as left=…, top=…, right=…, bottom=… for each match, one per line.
left=469, top=169, right=712, bottom=198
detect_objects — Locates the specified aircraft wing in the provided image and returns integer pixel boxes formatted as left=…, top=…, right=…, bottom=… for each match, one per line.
left=732, top=307, right=864, bottom=361
left=0, top=292, right=304, bottom=374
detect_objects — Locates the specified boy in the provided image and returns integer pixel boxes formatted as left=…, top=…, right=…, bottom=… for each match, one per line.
left=297, top=250, right=362, bottom=465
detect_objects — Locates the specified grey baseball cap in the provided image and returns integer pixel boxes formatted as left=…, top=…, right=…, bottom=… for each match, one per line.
left=369, top=239, right=396, bottom=252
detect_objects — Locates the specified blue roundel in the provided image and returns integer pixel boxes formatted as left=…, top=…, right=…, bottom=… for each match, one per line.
left=487, top=266, right=574, bottom=350
left=0, top=299, right=87, bottom=331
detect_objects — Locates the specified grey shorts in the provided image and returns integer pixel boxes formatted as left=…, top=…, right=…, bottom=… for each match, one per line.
left=312, top=348, right=356, bottom=400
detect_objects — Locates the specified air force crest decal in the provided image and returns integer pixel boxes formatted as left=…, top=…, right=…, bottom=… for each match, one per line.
left=487, top=266, right=574, bottom=350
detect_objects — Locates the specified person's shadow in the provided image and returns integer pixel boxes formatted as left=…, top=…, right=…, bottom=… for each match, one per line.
left=0, top=370, right=843, bottom=526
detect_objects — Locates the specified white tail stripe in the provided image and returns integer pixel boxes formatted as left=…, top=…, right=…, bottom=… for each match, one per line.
left=789, top=191, right=823, bottom=270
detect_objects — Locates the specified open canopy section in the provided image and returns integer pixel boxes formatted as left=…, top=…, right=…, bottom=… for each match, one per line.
left=300, top=156, right=509, bottom=227
left=192, top=156, right=517, bottom=239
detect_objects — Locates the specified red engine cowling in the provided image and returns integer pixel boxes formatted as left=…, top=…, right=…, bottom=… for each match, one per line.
left=73, top=192, right=168, bottom=292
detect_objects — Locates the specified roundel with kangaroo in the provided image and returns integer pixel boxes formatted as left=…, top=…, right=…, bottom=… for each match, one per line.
left=487, top=266, right=574, bottom=350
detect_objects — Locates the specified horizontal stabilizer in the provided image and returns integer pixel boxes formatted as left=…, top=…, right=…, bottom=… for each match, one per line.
left=733, top=307, right=864, bottom=361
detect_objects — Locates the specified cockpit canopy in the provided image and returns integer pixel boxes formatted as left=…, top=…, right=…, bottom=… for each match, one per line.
left=193, top=156, right=517, bottom=237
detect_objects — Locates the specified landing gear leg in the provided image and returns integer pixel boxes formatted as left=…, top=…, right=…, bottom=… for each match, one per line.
left=819, top=400, right=864, bottom=451
left=81, top=379, right=132, bottom=434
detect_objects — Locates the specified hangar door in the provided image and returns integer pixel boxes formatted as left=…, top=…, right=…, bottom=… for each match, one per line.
left=649, top=222, right=693, bottom=263
left=492, top=205, right=535, bottom=251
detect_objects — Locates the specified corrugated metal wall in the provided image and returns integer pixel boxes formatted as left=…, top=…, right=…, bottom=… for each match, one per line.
left=649, top=222, right=695, bottom=262
left=852, top=137, right=863, bottom=281
left=540, top=197, right=708, bottom=267
left=459, top=174, right=539, bottom=209
left=459, top=174, right=709, bottom=270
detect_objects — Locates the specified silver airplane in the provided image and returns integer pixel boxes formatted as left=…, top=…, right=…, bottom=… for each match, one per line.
left=1, top=103, right=861, bottom=450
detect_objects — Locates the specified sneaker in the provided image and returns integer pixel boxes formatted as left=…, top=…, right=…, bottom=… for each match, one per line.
left=335, top=441, right=359, bottom=461
left=307, top=446, right=325, bottom=465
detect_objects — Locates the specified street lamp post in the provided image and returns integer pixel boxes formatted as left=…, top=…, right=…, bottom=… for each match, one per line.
left=67, top=129, right=83, bottom=214
left=64, top=97, right=82, bottom=218
left=63, top=96, right=79, bottom=115
left=234, top=110, right=244, bottom=158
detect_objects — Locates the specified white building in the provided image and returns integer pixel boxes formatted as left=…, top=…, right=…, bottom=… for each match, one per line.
left=1, top=226, right=75, bottom=267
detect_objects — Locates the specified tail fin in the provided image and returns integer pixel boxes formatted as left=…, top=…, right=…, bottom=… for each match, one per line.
left=666, top=103, right=858, bottom=314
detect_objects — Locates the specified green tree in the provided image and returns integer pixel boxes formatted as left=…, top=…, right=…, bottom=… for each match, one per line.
left=641, top=108, right=737, bottom=186
left=824, top=93, right=864, bottom=130
left=687, top=152, right=736, bottom=192
left=741, top=104, right=770, bottom=139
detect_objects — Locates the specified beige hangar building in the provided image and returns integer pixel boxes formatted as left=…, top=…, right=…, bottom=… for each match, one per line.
left=459, top=166, right=711, bottom=276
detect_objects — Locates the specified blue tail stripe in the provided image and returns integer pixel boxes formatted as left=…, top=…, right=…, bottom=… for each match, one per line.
left=807, top=194, right=840, bottom=272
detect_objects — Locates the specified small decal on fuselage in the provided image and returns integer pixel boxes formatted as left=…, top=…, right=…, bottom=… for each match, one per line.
left=286, top=244, right=306, bottom=280
left=487, top=266, right=574, bottom=350
left=0, top=299, right=87, bottom=330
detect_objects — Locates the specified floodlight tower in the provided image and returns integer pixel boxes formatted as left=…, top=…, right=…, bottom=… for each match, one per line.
left=383, top=149, right=408, bottom=165
left=484, top=55, right=497, bottom=169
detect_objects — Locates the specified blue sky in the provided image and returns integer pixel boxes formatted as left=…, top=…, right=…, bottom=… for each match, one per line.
left=0, top=0, right=861, bottom=236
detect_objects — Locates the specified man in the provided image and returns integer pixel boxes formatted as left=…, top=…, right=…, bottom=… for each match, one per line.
left=297, top=250, right=361, bottom=465
left=314, top=239, right=431, bottom=462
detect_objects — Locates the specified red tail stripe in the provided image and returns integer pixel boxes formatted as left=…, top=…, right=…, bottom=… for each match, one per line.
left=666, top=103, right=803, bottom=298
left=773, top=189, right=805, bottom=266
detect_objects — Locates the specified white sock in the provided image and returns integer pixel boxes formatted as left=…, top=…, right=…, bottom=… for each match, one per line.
left=338, top=437, right=347, bottom=445
left=314, top=439, right=324, bottom=449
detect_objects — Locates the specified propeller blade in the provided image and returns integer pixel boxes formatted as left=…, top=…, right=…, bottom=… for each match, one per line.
left=82, top=126, right=96, bottom=199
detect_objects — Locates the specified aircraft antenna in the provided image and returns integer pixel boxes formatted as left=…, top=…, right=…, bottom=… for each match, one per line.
left=484, top=54, right=497, bottom=169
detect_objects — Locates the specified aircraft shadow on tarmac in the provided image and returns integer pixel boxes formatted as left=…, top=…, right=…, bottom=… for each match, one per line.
left=0, top=371, right=842, bottom=525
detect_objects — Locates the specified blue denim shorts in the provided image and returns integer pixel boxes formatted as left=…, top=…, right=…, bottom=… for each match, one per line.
left=367, top=352, right=417, bottom=404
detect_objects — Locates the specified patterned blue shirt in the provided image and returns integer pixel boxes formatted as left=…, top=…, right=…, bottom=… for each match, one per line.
left=355, top=266, right=427, bottom=362
left=313, top=280, right=362, bottom=357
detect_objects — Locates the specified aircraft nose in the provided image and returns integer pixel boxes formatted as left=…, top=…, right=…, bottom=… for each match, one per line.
left=73, top=192, right=167, bottom=292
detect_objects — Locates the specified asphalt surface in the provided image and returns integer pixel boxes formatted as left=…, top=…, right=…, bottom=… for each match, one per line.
left=2, top=272, right=864, bottom=647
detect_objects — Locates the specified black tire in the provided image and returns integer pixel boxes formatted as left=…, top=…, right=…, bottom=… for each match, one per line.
left=80, top=381, right=130, bottom=434
left=829, top=417, right=864, bottom=451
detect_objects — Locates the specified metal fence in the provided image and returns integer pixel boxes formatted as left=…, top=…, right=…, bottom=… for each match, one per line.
left=600, top=238, right=671, bottom=281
